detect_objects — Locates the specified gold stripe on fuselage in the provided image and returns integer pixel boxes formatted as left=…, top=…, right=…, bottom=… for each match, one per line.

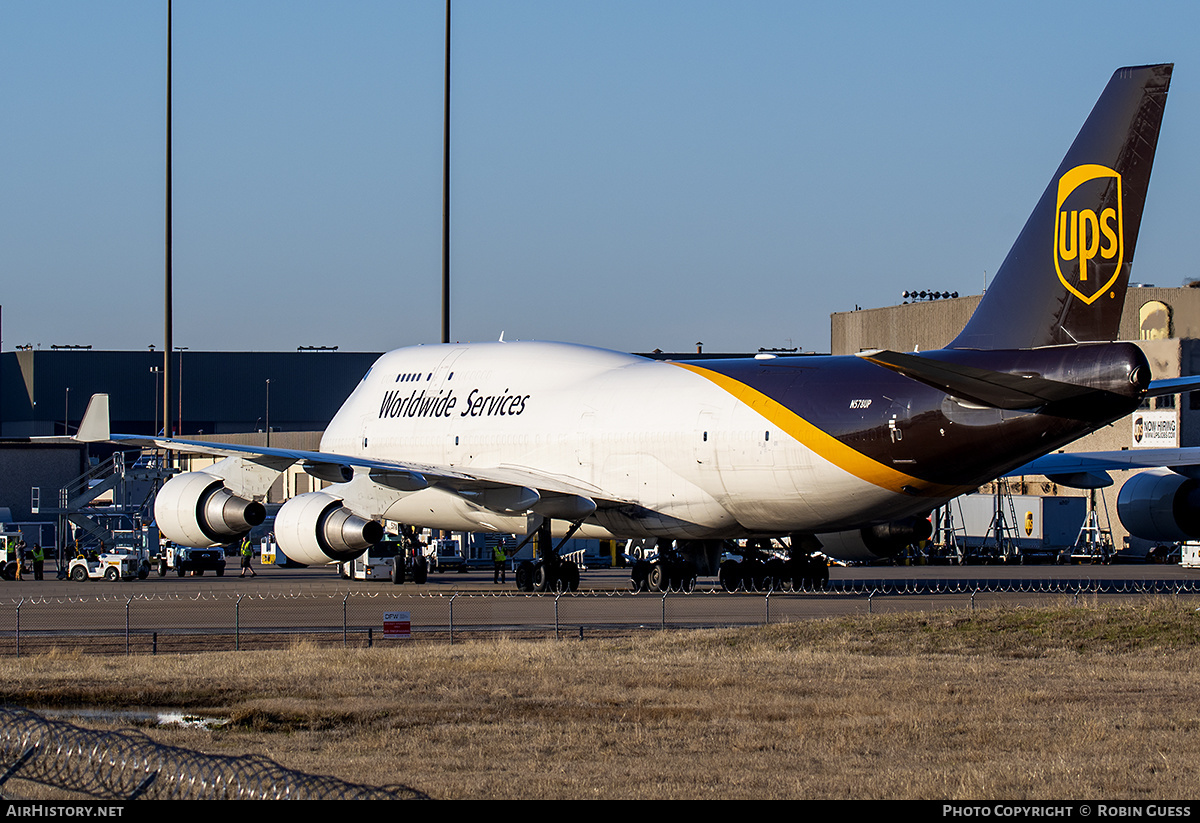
left=673, top=362, right=970, bottom=499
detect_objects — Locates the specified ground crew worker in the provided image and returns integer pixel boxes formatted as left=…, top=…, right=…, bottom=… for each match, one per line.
left=493, top=542, right=507, bottom=584
left=240, top=535, right=257, bottom=578
left=14, top=540, right=25, bottom=581
left=3, top=539, right=15, bottom=580
left=31, top=544, right=44, bottom=581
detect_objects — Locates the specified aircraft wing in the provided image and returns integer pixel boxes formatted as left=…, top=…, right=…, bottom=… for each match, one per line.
left=1005, top=448, right=1200, bottom=488
left=79, top=394, right=627, bottom=508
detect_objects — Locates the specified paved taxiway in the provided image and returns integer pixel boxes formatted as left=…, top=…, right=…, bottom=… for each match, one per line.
left=6, top=559, right=1200, bottom=599
left=3, top=560, right=1198, bottom=646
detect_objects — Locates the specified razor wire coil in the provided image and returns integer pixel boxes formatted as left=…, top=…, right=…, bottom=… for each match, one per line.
left=0, top=706, right=426, bottom=800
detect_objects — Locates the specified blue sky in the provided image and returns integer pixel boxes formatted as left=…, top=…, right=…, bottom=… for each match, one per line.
left=2, top=0, right=1197, bottom=354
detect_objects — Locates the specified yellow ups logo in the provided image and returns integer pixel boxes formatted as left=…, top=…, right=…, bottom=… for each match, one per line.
left=1055, top=164, right=1123, bottom=304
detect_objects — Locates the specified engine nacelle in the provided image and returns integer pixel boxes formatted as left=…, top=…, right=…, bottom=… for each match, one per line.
left=274, top=492, right=384, bottom=566
left=1117, top=468, right=1200, bottom=542
left=816, top=517, right=933, bottom=562
left=154, top=471, right=267, bottom=548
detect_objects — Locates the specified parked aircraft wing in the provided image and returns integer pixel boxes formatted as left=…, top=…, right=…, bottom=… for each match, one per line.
left=78, top=394, right=627, bottom=507
left=1007, top=448, right=1200, bottom=486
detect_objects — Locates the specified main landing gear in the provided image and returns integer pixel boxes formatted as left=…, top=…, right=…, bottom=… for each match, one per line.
left=514, top=519, right=582, bottom=593
left=717, top=537, right=829, bottom=592
left=629, top=541, right=699, bottom=593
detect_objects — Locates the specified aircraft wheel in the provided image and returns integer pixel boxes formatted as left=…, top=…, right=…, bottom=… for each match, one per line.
left=391, top=561, right=405, bottom=585
left=765, top=559, right=788, bottom=592
left=628, top=561, right=649, bottom=593
left=646, top=563, right=665, bottom=593
left=515, top=561, right=534, bottom=592
left=718, top=560, right=740, bottom=592
left=532, top=562, right=551, bottom=593
left=158, top=561, right=167, bottom=577
left=815, top=561, right=829, bottom=590
left=413, top=558, right=428, bottom=584
left=71, top=565, right=88, bottom=582
left=177, top=567, right=185, bottom=577
left=566, top=562, right=580, bottom=592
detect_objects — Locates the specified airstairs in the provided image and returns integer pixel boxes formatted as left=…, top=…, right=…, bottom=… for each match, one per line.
left=42, top=451, right=176, bottom=551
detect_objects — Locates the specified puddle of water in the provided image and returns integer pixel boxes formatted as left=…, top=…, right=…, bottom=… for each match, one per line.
left=43, top=708, right=228, bottom=729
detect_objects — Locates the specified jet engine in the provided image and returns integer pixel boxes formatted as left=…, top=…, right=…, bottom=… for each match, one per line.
left=154, top=471, right=267, bottom=548
left=1117, top=468, right=1200, bottom=542
left=273, top=491, right=384, bottom=566
left=816, top=517, right=933, bottom=562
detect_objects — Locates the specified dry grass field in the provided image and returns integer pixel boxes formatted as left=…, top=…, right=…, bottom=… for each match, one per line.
left=3, top=598, right=1200, bottom=799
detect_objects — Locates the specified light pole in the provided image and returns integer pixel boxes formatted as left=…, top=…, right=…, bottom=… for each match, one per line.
left=175, top=347, right=187, bottom=435
left=150, top=366, right=161, bottom=436
left=265, top=378, right=271, bottom=448
left=63, top=387, right=70, bottom=436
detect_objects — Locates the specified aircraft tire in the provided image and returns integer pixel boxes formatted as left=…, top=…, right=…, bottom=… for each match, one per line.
left=563, top=561, right=580, bottom=592
left=413, top=558, right=428, bottom=585
left=765, top=559, right=787, bottom=592
left=718, top=559, right=740, bottom=592
left=628, top=560, right=649, bottom=593
left=391, top=561, right=404, bottom=585
left=516, top=561, right=534, bottom=592
left=532, top=562, right=551, bottom=593
left=646, top=563, right=665, bottom=593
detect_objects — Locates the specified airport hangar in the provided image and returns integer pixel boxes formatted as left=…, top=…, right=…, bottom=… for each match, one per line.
left=2, top=285, right=1197, bottom=559
left=832, top=284, right=1200, bottom=557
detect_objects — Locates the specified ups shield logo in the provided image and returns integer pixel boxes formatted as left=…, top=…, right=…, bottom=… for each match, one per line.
left=1055, top=164, right=1123, bottom=304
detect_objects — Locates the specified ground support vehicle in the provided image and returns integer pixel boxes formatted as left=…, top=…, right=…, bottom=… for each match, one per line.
left=426, top=537, right=468, bottom=573
left=108, top=530, right=153, bottom=579
left=68, top=550, right=139, bottom=581
left=374, top=530, right=429, bottom=585
left=158, top=544, right=226, bottom=577
left=340, top=541, right=402, bottom=581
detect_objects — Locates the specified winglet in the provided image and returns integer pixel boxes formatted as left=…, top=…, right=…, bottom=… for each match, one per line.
left=75, top=394, right=111, bottom=442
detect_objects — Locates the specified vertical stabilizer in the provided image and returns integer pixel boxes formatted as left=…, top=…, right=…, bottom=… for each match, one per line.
left=951, top=64, right=1172, bottom=350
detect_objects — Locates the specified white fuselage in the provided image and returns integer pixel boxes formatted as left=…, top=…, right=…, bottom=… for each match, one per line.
left=318, top=341, right=928, bottom=540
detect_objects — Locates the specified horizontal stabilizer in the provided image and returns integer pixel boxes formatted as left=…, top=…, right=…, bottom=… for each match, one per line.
left=1145, top=376, right=1200, bottom=397
left=855, top=350, right=1095, bottom=411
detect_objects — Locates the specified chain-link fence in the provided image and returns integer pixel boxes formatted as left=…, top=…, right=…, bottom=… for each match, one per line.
left=2, top=578, right=1198, bottom=656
